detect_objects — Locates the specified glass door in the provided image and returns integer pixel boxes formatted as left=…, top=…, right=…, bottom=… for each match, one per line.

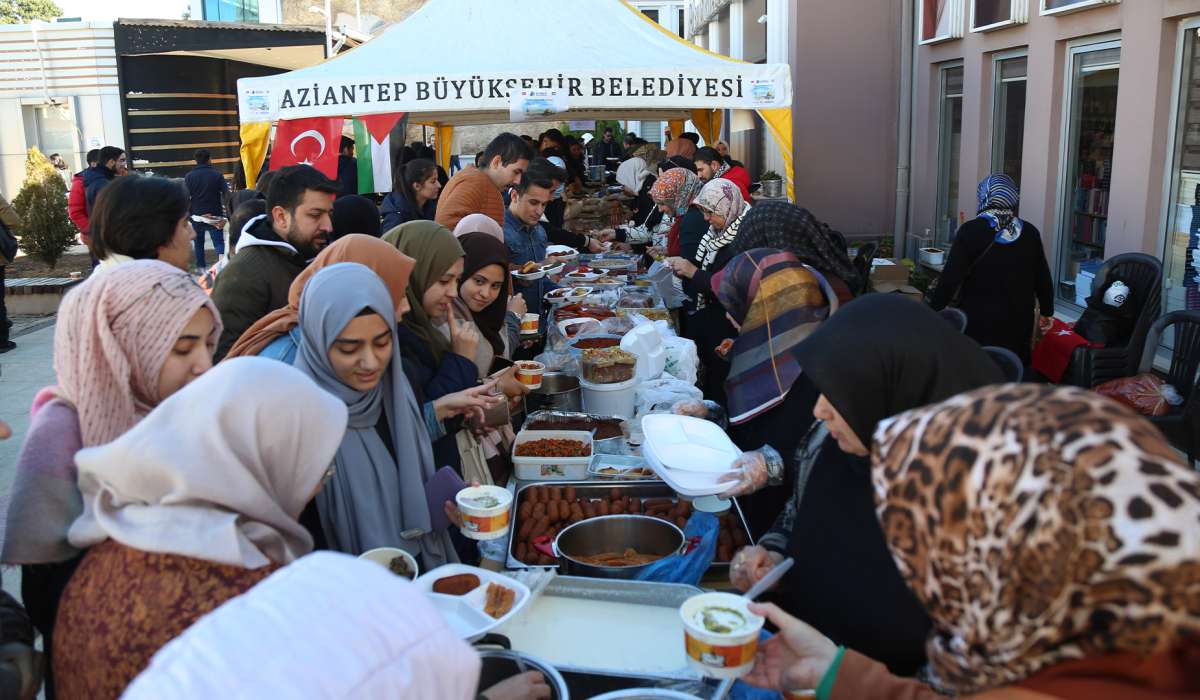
left=935, top=64, right=964, bottom=246
left=1162, top=24, right=1200, bottom=330
left=1056, top=42, right=1120, bottom=303
left=991, top=54, right=1027, bottom=185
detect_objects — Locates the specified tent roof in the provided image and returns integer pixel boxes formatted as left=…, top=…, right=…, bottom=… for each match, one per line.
left=237, top=0, right=790, bottom=124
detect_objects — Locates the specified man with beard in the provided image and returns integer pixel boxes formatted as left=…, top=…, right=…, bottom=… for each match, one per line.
left=211, top=165, right=336, bottom=360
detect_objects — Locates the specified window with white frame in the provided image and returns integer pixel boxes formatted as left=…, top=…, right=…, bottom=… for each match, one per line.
left=971, top=0, right=1029, bottom=32
left=920, top=0, right=964, bottom=45
left=1160, top=22, right=1200, bottom=323
left=991, top=54, right=1027, bottom=185
left=1040, top=0, right=1119, bottom=17
left=935, top=63, right=965, bottom=245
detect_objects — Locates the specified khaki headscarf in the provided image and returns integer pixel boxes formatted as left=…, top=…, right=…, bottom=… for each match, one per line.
left=871, top=384, right=1200, bottom=693
left=383, top=220, right=465, bottom=363
left=226, top=235, right=415, bottom=359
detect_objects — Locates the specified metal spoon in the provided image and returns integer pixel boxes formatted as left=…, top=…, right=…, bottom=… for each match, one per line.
left=712, top=558, right=796, bottom=700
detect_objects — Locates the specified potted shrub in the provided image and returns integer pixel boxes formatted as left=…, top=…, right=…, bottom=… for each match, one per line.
left=759, top=170, right=783, bottom=198
left=13, top=147, right=75, bottom=268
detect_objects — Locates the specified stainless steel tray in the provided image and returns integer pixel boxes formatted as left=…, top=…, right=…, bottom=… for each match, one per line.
left=496, top=575, right=703, bottom=682
left=505, top=481, right=753, bottom=572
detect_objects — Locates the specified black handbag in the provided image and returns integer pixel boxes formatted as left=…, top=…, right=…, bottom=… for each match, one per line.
left=0, top=221, right=17, bottom=264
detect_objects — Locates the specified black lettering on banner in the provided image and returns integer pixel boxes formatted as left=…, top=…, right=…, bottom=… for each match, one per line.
left=592, top=77, right=605, bottom=96
left=609, top=77, right=622, bottom=96
left=686, top=77, right=702, bottom=96
left=451, top=79, right=466, bottom=99
left=394, top=82, right=407, bottom=97
left=521, top=77, right=534, bottom=89
left=433, top=77, right=448, bottom=100
left=323, top=86, right=338, bottom=105
left=341, top=85, right=356, bottom=104
left=537, top=77, right=554, bottom=89
left=704, top=78, right=718, bottom=96
left=489, top=79, right=505, bottom=98
left=294, top=87, right=309, bottom=107
left=359, top=83, right=375, bottom=102
left=506, top=78, right=518, bottom=91
left=721, top=78, right=734, bottom=97
left=658, top=77, right=674, bottom=97
left=416, top=81, right=430, bottom=100
left=624, top=77, right=639, bottom=96
left=469, top=76, right=484, bottom=99
left=280, top=90, right=295, bottom=109
left=377, top=83, right=390, bottom=101
left=737, top=77, right=743, bottom=98
left=568, top=77, right=582, bottom=97
left=642, top=77, right=655, bottom=97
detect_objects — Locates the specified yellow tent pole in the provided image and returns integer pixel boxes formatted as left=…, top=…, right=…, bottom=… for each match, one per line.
left=435, top=124, right=454, bottom=171
left=667, top=119, right=685, bottom=140
left=757, top=108, right=794, bottom=201
left=239, top=121, right=271, bottom=190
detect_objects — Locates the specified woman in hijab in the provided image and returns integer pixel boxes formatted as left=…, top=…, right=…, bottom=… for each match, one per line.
left=452, top=212, right=504, bottom=242
left=689, top=249, right=835, bottom=536
left=729, top=295, right=1004, bottom=676
left=329, top=194, right=381, bottom=243
left=650, top=167, right=706, bottom=259
left=292, top=263, right=490, bottom=561
left=52, top=357, right=348, bottom=700
left=615, top=154, right=660, bottom=228
left=742, top=384, right=1200, bottom=700
left=3, top=260, right=220, bottom=697
left=385, top=221, right=482, bottom=474
left=930, top=173, right=1055, bottom=362
left=732, top=201, right=864, bottom=302
left=225, top=234, right=414, bottom=362
left=664, top=178, right=751, bottom=403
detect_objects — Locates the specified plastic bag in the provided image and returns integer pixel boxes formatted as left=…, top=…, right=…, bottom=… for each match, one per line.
left=635, top=512, right=718, bottom=586
left=1095, top=373, right=1184, bottom=417
left=662, top=335, right=699, bottom=384
left=646, top=260, right=689, bottom=309
left=635, top=375, right=703, bottom=420
left=534, top=349, right=579, bottom=376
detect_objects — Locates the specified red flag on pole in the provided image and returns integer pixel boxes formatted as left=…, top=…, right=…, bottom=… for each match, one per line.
left=269, top=117, right=343, bottom=179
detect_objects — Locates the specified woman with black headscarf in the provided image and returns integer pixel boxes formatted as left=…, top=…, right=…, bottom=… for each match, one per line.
left=728, top=295, right=1004, bottom=677
left=731, top=200, right=863, bottom=302
left=329, top=195, right=381, bottom=243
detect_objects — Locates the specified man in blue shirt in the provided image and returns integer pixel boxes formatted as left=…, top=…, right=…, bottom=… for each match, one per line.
left=503, top=168, right=557, bottom=315
left=183, top=149, right=229, bottom=271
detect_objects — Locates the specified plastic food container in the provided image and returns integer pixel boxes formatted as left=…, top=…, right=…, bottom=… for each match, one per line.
left=679, top=592, right=765, bottom=678
left=358, top=546, right=419, bottom=580
left=414, top=563, right=531, bottom=641
left=567, top=334, right=623, bottom=356
left=515, top=360, right=545, bottom=389
left=616, top=292, right=654, bottom=309
left=581, top=376, right=637, bottom=419
left=640, top=415, right=742, bottom=497
left=455, top=485, right=512, bottom=541
left=581, top=348, right=638, bottom=384
left=512, top=429, right=593, bottom=480
left=557, top=317, right=603, bottom=340
left=546, top=286, right=591, bottom=305
left=588, top=454, right=655, bottom=480
left=520, top=313, right=540, bottom=334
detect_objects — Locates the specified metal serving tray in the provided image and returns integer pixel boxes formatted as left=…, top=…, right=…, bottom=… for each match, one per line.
left=494, top=575, right=703, bottom=682
left=505, top=481, right=753, bottom=572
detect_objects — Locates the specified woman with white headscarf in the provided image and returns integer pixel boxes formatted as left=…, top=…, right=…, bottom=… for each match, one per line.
left=52, top=357, right=349, bottom=700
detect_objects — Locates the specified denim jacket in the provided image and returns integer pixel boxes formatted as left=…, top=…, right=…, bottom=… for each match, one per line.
left=503, top=207, right=551, bottom=313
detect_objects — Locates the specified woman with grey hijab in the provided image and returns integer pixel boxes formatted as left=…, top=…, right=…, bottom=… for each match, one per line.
left=293, top=262, right=456, bottom=567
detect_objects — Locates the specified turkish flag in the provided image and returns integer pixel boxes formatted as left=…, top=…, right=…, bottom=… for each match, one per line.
left=269, top=117, right=343, bottom=179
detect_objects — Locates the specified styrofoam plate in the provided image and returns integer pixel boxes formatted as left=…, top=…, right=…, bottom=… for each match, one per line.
left=414, top=563, right=530, bottom=641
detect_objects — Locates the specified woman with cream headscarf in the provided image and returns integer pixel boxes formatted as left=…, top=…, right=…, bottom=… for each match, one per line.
left=664, top=178, right=751, bottom=403
left=616, top=153, right=661, bottom=230
left=52, top=357, right=348, bottom=700
left=3, top=260, right=221, bottom=697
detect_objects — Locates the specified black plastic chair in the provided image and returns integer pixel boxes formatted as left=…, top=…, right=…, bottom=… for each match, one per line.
left=983, top=346, right=1024, bottom=382
left=1063, top=253, right=1162, bottom=388
left=939, top=307, right=968, bottom=333
left=1137, top=311, right=1200, bottom=468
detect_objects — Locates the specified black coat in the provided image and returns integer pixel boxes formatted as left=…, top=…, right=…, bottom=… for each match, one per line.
left=930, top=218, right=1054, bottom=362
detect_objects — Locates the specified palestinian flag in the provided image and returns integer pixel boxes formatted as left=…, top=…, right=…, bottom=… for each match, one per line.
left=353, top=112, right=405, bottom=193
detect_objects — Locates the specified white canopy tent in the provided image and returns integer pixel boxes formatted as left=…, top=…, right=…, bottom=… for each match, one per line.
left=237, top=0, right=794, bottom=193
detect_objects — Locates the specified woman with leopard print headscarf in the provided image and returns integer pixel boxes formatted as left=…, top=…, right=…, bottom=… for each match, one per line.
left=740, top=384, right=1200, bottom=700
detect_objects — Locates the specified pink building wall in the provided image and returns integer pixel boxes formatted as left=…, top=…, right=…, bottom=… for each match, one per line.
left=788, top=0, right=904, bottom=238
left=909, top=0, right=1200, bottom=302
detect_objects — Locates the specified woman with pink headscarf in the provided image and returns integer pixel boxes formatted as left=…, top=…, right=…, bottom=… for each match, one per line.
left=1, top=260, right=221, bottom=697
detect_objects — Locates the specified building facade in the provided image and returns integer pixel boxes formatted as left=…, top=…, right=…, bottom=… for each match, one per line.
left=909, top=0, right=1200, bottom=321
left=684, top=0, right=906, bottom=240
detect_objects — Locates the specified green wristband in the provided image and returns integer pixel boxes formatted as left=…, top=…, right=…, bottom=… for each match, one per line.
left=814, top=646, right=846, bottom=700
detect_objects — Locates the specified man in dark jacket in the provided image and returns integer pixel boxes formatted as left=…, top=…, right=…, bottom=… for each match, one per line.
left=82, top=146, right=125, bottom=216
left=591, top=127, right=622, bottom=168
left=184, top=149, right=230, bottom=272
left=336, top=136, right=357, bottom=198
left=211, top=165, right=336, bottom=360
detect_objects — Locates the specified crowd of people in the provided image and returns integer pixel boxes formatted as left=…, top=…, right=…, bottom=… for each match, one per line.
left=0, top=125, right=1194, bottom=700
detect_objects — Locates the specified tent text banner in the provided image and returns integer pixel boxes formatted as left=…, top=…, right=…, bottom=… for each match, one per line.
left=239, top=66, right=790, bottom=123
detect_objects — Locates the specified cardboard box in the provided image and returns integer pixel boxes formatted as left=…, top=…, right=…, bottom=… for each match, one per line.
left=874, top=282, right=924, bottom=302
left=870, top=258, right=910, bottom=284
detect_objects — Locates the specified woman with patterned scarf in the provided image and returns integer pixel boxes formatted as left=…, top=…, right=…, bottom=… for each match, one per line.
left=739, top=384, right=1200, bottom=700
left=664, top=178, right=751, bottom=404
left=930, top=173, right=1055, bottom=362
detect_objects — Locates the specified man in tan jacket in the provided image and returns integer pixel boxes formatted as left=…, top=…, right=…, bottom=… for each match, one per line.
left=0, top=192, right=22, bottom=353
left=435, top=133, right=531, bottom=231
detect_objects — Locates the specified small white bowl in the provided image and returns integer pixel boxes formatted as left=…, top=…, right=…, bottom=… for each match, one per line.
left=358, top=547, right=419, bottom=581
left=455, top=485, right=513, bottom=541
